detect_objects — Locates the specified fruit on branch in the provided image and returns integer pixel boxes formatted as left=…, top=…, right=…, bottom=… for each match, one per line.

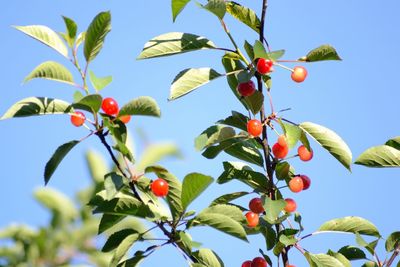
left=242, top=260, right=252, bottom=267
left=247, top=119, right=263, bottom=137
left=245, top=211, right=259, bottom=228
left=150, top=178, right=169, bottom=197
left=297, top=145, right=313, bottom=161
left=299, top=175, right=311, bottom=190
left=272, top=142, right=289, bottom=159
left=291, top=66, right=307, bottom=83
left=249, top=197, right=265, bottom=214
left=70, top=111, right=86, bottom=127
left=237, top=80, right=256, bottom=97
left=256, top=58, right=274, bottom=75
left=119, top=115, right=131, bottom=124
left=251, top=257, right=268, bottom=267
left=284, top=198, right=297, bottom=213
left=286, top=265, right=296, bottom=267
left=288, top=176, right=304, bottom=193
left=278, top=134, right=287, bottom=147
left=101, top=97, right=119, bottom=116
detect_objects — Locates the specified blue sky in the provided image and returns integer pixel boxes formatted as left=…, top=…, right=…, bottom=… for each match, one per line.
left=1, top=0, right=400, bottom=266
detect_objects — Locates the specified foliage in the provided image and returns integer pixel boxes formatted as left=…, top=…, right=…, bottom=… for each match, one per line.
left=1, top=1, right=400, bottom=266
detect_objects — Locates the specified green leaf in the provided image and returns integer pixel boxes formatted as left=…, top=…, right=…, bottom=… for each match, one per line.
left=226, top=2, right=260, bottom=33
left=172, top=0, right=191, bottom=22
left=137, top=32, right=216, bottom=59
left=355, top=145, right=400, bottom=167
left=279, top=234, right=297, bottom=246
left=355, top=233, right=379, bottom=255
left=136, top=143, right=181, bottom=171
left=110, top=233, right=140, bottom=266
left=193, top=249, right=224, bottom=267
left=281, top=122, right=303, bottom=149
left=73, top=94, right=102, bottom=112
left=268, top=50, right=285, bottom=61
left=300, top=122, right=352, bottom=171
left=98, top=214, right=126, bottom=234
left=326, top=251, right=351, bottom=267
left=253, top=40, right=268, bottom=59
left=337, top=246, right=366, bottom=260
left=117, top=251, right=146, bottom=267
left=76, top=31, right=86, bottom=48
left=89, top=70, right=112, bottom=91
left=303, top=44, right=342, bottom=62
left=217, top=111, right=249, bottom=131
left=84, top=11, right=111, bottom=63
left=385, top=137, right=400, bottom=150
left=118, top=96, right=161, bottom=117
left=195, top=125, right=236, bottom=151
left=169, top=68, right=222, bottom=100
left=14, top=25, right=68, bottom=58
left=210, top=191, right=248, bottom=206
left=262, top=197, right=286, bottom=224
left=318, top=216, right=380, bottom=237
left=34, top=187, right=77, bottom=221
left=24, top=61, right=74, bottom=85
left=218, top=161, right=268, bottom=190
left=44, top=140, right=79, bottom=185
left=260, top=226, right=277, bottom=250
left=62, top=16, right=77, bottom=47
left=201, top=0, right=226, bottom=19
left=193, top=204, right=247, bottom=241
left=244, top=90, right=264, bottom=115
left=0, top=97, right=72, bottom=120
left=386, top=231, right=400, bottom=252
left=306, top=253, right=346, bottom=267
left=181, top=173, right=213, bottom=210
left=275, top=161, right=295, bottom=181
left=102, top=229, right=139, bottom=252
left=104, top=172, right=126, bottom=200
left=361, top=262, right=379, bottom=267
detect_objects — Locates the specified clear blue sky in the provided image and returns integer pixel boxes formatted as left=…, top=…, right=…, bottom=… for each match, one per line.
left=1, top=0, right=400, bottom=266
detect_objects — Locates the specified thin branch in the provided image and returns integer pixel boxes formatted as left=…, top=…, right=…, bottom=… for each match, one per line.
left=386, top=243, right=400, bottom=267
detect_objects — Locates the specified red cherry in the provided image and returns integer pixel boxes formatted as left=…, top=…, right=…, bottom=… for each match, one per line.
left=150, top=178, right=169, bottom=197
left=298, top=145, right=313, bottom=161
left=237, top=80, right=256, bottom=97
left=284, top=198, right=297, bottom=213
left=251, top=257, right=267, bottom=267
left=101, top=97, right=119, bottom=116
left=289, top=176, right=304, bottom=193
left=272, top=142, right=289, bottom=159
left=242, top=260, right=252, bottom=267
left=249, top=197, right=264, bottom=214
left=119, top=115, right=131, bottom=124
left=257, top=58, right=274, bottom=75
left=278, top=134, right=287, bottom=147
left=70, top=111, right=86, bottom=127
left=247, top=119, right=263, bottom=137
left=245, top=211, right=259, bottom=228
left=291, top=66, right=307, bottom=83
left=286, top=265, right=296, bottom=267
left=300, top=175, right=311, bottom=190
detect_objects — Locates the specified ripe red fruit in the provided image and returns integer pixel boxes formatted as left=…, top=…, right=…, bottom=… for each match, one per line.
left=291, top=66, right=307, bottom=83
left=251, top=257, right=267, bottom=267
left=242, top=260, right=252, bottom=267
left=284, top=198, right=297, bottom=213
left=286, top=265, right=296, bottom=267
left=298, top=145, right=313, bottom=161
left=119, top=115, right=131, bottom=124
left=150, top=178, right=169, bottom=197
left=70, top=111, right=86, bottom=127
left=101, top=97, right=119, bottom=116
left=272, top=142, right=289, bottom=159
left=247, top=119, right=263, bottom=137
left=245, top=211, right=259, bottom=228
left=257, top=58, right=274, bottom=75
left=237, top=80, right=256, bottom=97
left=289, top=176, right=304, bottom=193
left=300, top=175, right=311, bottom=190
left=249, top=197, right=264, bottom=214
left=278, top=134, right=287, bottom=147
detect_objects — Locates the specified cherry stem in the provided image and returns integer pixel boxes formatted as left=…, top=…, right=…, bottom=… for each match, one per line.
left=274, top=62, right=294, bottom=72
